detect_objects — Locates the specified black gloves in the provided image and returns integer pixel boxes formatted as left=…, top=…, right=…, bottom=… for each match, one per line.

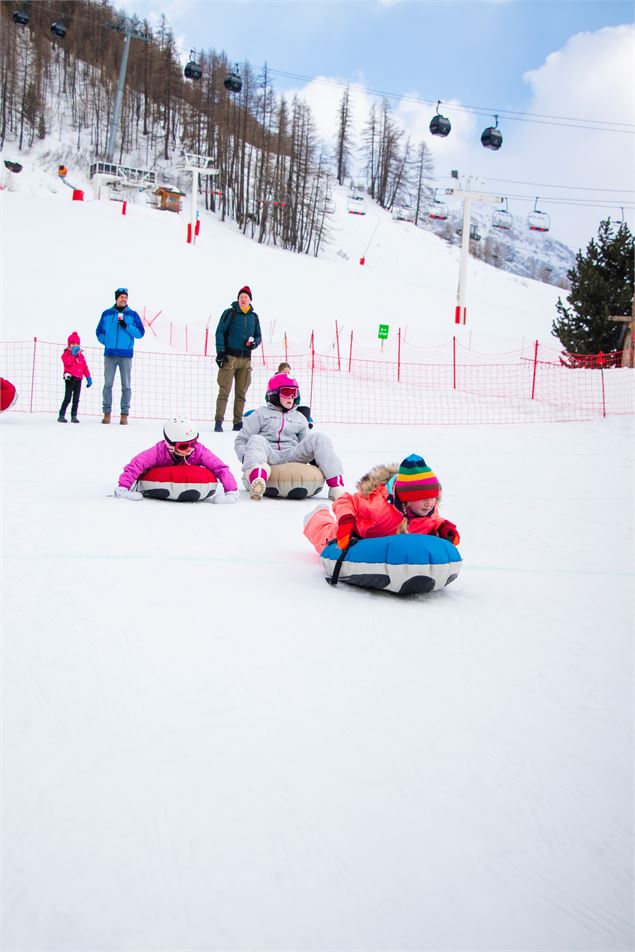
left=216, top=352, right=226, bottom=368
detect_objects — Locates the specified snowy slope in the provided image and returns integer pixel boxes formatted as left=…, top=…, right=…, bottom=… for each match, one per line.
left=1, top=163, right=564, bottom=355
left=1, top=168, right=633, bottom=952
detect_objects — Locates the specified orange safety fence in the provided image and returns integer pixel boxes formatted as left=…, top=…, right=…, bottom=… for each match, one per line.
left=1, top=337, right=633, bottom=425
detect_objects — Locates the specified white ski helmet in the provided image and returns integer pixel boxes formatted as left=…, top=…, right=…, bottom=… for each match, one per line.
left=163, top=417, right=199, bottom=446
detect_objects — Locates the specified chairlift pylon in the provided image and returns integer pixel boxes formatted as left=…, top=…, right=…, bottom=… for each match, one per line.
left=481, top=114, right=503, bottom=151
left=428, top=188, right=448, bottom=221
left=492, top=197, right=512, bottom=230
left=12, top=9, right=29, bottom=25
left=527, top=196, right=550, bottom=232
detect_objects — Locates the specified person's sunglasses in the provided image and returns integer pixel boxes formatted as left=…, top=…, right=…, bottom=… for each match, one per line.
left=279, top=387, right=298, bottom=398
left=174, top=439, right=197, bottom=451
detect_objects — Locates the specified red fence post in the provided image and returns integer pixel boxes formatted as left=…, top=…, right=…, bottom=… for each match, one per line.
left=335, top=320, right=341, bottom=371
left=397, top=327, right=401, bottom=383
left=261, top=339, right=266, bottom=365
left=284, top=333, right=288, bottom=363
left=531, top=340, right=539, bottom=400
left=122, top=201, right=127, bottom=216
left=348, top=331, right=353, bottom=373
left=185, top=324, right=189, bottom=353
left=29, top=336, right=37, bottom=413
left=169, top=322, right=173, bottom=347
left=186, top=223, right=192, bottom=244
left=310, top=330, right=315, bottom=372
left=453, top=336, right=457, bottom=390
left=204, top=327, right=209, bottom=357
left=600, top=367, right=606, bottom=418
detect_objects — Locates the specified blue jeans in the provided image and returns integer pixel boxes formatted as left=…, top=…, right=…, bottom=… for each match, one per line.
left=102, top=356, right=132, bottom=414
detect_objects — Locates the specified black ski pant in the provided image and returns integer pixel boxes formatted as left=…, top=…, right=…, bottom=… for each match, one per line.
left=60, top=377, right=82, bottom=418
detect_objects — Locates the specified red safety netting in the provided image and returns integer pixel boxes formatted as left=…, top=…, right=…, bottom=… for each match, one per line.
left=1, top=338, right=633, bottom=425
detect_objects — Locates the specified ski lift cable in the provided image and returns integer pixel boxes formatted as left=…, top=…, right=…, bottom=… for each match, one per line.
left=265, top=68, right=635, bottom=133
left=463, top=175, right=635, bottom=194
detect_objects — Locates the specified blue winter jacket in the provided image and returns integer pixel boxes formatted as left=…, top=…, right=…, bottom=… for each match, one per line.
left=96, top=306, right=145, bottom=357
left=215, top=301, right=262, bottom=358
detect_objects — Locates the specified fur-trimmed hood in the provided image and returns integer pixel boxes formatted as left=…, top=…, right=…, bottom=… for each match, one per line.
left=356, top=463, right=399, bottom=497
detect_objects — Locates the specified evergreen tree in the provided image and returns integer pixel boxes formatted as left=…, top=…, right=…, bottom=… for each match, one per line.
left=552, top=218, right=634, bottom=357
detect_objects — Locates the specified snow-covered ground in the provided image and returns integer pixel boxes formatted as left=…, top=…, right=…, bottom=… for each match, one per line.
left=1, top=169, right=633, bottom=951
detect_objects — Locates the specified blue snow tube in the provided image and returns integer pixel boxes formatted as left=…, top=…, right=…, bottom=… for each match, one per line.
left=321, top=533, right=462, bottom=596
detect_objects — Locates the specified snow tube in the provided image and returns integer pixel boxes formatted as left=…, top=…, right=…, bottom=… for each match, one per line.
left=321, top=533, right=461, bottom=596
left=242, top=462, right=324, bottom=500
left=0, top=377, right=18, bottom=412
left=136, top=465, right=217, bottom=502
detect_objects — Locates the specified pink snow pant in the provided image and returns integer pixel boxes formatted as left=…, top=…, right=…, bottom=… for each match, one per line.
left=304, top=506, right=337, bottom=555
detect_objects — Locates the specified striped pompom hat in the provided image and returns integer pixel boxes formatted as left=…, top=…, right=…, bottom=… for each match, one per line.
left=394, top=454, right=440, bottom=502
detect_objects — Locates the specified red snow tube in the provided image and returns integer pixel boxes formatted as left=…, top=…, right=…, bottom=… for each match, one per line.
left=0, top=377, right=18, bottom=412
left=136, top=465, right=217, bottom=502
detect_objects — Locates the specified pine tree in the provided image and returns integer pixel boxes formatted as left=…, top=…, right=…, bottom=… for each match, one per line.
left=552, top=218, right=634, bottom=358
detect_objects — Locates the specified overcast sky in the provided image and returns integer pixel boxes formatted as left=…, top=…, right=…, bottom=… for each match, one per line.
left=119, top=0, right=635, bottom=252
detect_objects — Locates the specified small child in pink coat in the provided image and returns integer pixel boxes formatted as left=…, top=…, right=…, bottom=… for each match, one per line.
left=114, top=417, right=239, bottom=502
left=58, top=331, right=92, bottom=423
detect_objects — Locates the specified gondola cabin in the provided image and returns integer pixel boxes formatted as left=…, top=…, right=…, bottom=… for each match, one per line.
left=50, top=21, right=67, bottom=38
left=224, top=71, right=242, bottom=93
left=184, top=60, right=203, bottom=81
left=392, top=204, right=415, bottom=222
left=481, top=125, right=503, bottom=150
left=429, top=113, right=451, bottom=137
left=12, top=9, right=29, bottom=25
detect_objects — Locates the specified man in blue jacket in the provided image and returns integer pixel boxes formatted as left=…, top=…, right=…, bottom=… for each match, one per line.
left=214, top=285, right=262, bottom=432
left=96, top=288, right=145, bottom=424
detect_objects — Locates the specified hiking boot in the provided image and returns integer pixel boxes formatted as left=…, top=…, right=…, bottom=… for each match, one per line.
left=249, top=477, right=267, bottom=500
left=120, top=414, right=128, bottom=425
left=214, top=420, right=223, bottom=433
left=71, top=416, right=79, bottom=423
left=232, top=422, right=242, bottom=431
left=57, top=415, right=67, bottom=423
left=102, top=413, right=111, bottom=424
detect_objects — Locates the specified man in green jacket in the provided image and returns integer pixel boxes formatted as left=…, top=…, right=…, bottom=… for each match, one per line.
left=214, top=286, right=262, bottom=432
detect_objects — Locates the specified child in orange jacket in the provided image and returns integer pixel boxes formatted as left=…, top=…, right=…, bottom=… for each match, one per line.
left=303, top=454, right=459, bottom=553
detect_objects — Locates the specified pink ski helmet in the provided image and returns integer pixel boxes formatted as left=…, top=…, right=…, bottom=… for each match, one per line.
left=266, top=372, right=300, bottom=407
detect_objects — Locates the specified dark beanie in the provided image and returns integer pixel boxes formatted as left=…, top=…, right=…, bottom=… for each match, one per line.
left=238, top=285, right=252, bottom=300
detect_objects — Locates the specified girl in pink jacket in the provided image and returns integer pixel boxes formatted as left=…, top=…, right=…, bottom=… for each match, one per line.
left=114, top=417, right=239, bottom=503
left=58, top=331, right=92, bottom=423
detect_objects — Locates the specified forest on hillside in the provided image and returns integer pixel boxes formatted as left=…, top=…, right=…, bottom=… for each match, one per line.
left=1, top=0, right=437, bottom=256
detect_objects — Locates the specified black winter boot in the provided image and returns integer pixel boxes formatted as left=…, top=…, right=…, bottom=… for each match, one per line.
left=214, top=420, right=223, bottom=432
left=58, top=415, right=67, bottom=423
left=232, top=422, right=242, bottom=431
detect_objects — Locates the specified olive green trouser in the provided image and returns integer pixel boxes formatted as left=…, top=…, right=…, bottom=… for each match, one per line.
left=215, top=355, right=252, bottom=424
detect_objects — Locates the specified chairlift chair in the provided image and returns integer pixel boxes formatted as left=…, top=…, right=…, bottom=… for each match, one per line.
left=224, top=65, right=242, bottom=93
left=457, top=224, right=481, bottom=241
left=428, top=189, right=448, bottom=221
left=527, top=197, right=550, bottom=232
left=429, top=101, right=451, bottom=138
left=347, top=195, right=366, bottom=215
left=492, top=198, right=512, bottom=230
left=12, top=9, right=29, bottom=25
left=392, top=204, right=415, bottom=222
left=50, top=21, right=67, bottom=38
left=481, top=115, right=503, bottom=151
left=324, top=197, right=336, bottom=214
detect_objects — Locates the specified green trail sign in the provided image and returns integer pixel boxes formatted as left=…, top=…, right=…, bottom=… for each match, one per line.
left=378, top=324, right=389, bottom=340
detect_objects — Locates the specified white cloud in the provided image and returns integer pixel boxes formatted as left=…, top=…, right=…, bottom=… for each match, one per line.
left=291, top=24, right=634, bottom=251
